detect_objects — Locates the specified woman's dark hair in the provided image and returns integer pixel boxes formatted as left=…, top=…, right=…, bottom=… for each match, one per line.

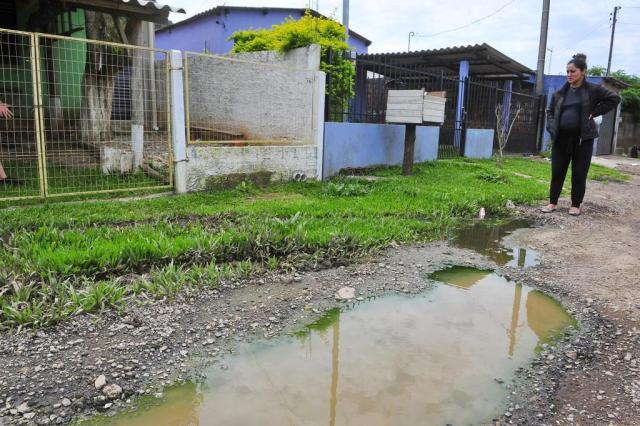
left=568, top=53, right=587, bottom=71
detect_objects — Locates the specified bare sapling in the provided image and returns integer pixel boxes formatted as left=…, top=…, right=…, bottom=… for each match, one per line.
left=494, top=102, right=522, bottom=167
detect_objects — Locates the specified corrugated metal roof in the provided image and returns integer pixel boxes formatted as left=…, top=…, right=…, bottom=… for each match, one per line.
left=118, top=0, right=185, bottom=14
left=602, top=76, right=631, bottom=89
left=359, top=43, right=533, bottom=78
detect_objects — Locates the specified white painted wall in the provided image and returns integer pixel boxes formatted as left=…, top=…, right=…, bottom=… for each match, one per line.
left=186, top=146, right=317, bottom=191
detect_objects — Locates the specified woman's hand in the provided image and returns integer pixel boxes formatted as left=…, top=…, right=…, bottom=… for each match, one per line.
left=0, top=102, right=13, bottom=119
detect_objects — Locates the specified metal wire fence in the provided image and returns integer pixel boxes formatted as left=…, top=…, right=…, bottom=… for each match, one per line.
left=466, top=78, right=542, bottom=154
left=183, top=51, right=317, bottom=146
left=325, top=52, right=544, bottom=159
left=326, top=53, right=465, bottom=159
left=0, top=29, right=172, bottom=201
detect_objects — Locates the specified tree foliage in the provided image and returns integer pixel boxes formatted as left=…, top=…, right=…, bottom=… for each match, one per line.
left=229, top=12, right=355, bottom=116
left=587, top=66, right=606, bottom=77
left=610, top=70, right=640, bottom=121
left=589, top=66, right=640, bottom=121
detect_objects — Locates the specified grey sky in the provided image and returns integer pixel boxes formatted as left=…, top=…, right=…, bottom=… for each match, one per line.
left=165, top=0, right=640, bottom=75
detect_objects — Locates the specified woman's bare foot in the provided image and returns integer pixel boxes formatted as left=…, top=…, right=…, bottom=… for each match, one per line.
left=541, top=203, right=557, bottom=213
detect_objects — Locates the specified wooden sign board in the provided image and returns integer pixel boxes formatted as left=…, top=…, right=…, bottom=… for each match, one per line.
left=385, top=90, right=424, bottom=124
left=423, top=94, right=446, bottom=124
left=386, top=90, right=446, bottom=124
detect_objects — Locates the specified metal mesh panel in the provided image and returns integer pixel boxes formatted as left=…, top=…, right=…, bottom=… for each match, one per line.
left=184, top=51, right=316, bottom=146
left=0, top=30, right=173, bottom=201
left=0, top=30, right=41, bottom=200
left=36, top=34, right=172, bottom=197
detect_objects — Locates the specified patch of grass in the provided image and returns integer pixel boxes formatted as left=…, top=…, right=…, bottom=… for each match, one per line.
left=324, top=180, right=371, bottom=197
left=0, top=260, right=261, bottom=329
left=588, top=166, right=629, bottom=183
left=476, top=170, right=509, bottom=184
left=2, top=157, right=614, bottom=329
left=498, top=157, right=629, bottom=184
left=0, top=160, right=166, bottom=198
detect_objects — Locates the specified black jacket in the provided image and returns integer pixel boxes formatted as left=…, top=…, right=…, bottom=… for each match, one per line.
left=546, top=81, right=620, bottom=141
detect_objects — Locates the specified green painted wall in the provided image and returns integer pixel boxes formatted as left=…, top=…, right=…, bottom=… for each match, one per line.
left=0, top=3, right=87, bottom=120
left=49, top=10, right=87, bottom=113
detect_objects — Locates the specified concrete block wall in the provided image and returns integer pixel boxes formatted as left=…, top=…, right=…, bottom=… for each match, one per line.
left=185, top=45, right=321, bottom=143
left=618, top=112, right=640, bottom=154
left=323, top=123, right=440, bottom=177
left=162, top=45, right=325, bottom=193
left=186, top=145, right=317, bottom=191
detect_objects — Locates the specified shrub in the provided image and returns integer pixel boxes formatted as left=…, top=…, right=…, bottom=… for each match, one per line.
left=229, top=12, right=355, bottom=117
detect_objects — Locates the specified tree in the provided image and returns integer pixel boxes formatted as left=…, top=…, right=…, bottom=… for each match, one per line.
left=229, top=12, right=355, bottom=119
left=81, top=12, right=145, bottom=144
left=494, top=102, right=522, bottom=167
left=589, top=67, right=640, bottom=121
left=588, top=65, right=606, bottom=76
left=611, top=70, right=640, bottom=121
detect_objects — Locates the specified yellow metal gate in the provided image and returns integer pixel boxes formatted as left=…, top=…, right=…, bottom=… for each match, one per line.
left=0, top=28, right=173, bottom=201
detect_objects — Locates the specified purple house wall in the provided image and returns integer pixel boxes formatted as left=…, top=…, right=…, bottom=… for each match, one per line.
left=156, top=7, right=371, bottom=55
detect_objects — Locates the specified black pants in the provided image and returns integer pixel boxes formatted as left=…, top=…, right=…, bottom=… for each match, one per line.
left=550, top=131, right=594, bottom=207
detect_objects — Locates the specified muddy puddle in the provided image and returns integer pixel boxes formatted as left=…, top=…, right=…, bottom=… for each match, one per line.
left=90, top=265, right=574, bottom=425
left=452, top=219, right=540, bottom=267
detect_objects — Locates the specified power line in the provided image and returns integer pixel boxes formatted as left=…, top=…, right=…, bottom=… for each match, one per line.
left=579, top=17, right=612, bottom=40
left=413, top=0, right=518, bottom=38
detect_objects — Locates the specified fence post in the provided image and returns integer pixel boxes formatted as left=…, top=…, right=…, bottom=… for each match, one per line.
left=454, top=60, right=469, bottom=154
left=324, top=48, right=333, bottom=122
left=535, top=94, right=547, bottom=153
left=31, top=33, right=48, bottom=198
left=459, top=76, right=470, bottom=156
left=314, top=71, right=327, bottom=180
left=169, top=50, right=187, bottom=193
left=130, top=20, right=145, bottom=169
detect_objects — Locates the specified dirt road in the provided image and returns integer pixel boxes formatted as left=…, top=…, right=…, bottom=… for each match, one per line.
left=1, top=157, right=639, bottom=425
left=504, top=156, right=640, bottom=425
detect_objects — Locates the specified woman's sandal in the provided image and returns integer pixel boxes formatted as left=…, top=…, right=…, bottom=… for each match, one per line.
left=541, top=204, right=557, bottom=213
left=568, top=207, right=581, bottom=216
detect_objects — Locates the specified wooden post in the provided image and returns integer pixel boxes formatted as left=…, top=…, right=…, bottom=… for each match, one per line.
left=403, top=123, right=416, bottom=175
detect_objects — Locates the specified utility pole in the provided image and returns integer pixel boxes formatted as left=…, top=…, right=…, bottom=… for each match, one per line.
left=535, top=0, right=551, bottom=96
left=408, top=32, right=415, bottom=52
left=343, top=0, right=349, bottom=39
left=606, top=6, right=621, bottom=76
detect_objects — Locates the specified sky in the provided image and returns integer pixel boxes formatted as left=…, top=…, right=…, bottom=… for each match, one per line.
left=164, top=0, right=640, bottom=76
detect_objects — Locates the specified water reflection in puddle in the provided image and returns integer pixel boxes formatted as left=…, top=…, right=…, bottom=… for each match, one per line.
left=452, top=219, right=540, bottom=267
left=96, top=268, right=574, bottom=426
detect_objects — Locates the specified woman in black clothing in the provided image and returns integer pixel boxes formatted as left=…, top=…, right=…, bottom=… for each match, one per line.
left=542, top=53, right=620, bottom=216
